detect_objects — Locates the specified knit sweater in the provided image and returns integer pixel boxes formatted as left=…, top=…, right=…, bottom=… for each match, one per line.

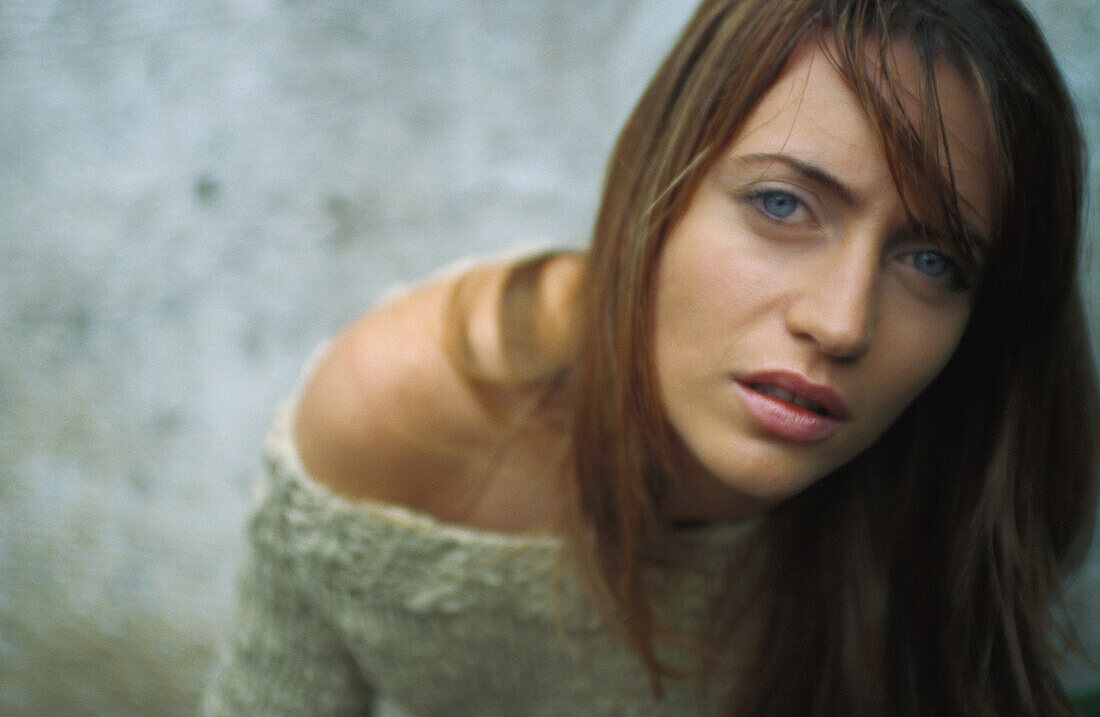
left=202, top=387, right=757, bottom=716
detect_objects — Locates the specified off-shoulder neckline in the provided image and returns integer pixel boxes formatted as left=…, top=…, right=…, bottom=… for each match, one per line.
left=268, top=327, right=757, bottom=551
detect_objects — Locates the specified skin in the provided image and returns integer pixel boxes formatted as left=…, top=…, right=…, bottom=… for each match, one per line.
left=294, top=256, right=583, bottom=533
left=297, top=40, right=993, bottom=532
left=653, top=40, right=994, bottom=520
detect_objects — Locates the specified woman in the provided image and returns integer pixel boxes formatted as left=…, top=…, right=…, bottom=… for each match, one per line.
left=204, top=0, right=1098, bottom=714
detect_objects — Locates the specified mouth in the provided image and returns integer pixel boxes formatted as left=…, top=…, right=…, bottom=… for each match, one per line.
left=733, top=371, right=849, bottom=442
left=747, top=383, right=831, bottom=416
left=738, top=371, right=850, bottom=420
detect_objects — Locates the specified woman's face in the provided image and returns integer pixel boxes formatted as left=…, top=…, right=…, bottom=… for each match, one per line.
left=653, top=41, right=993, bottom=518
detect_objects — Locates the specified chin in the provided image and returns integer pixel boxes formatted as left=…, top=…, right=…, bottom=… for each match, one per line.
left=703, top=444, right=845, bottom=505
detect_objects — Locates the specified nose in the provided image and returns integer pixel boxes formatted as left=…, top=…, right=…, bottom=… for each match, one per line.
left=785, top=245, right=878, bottom=360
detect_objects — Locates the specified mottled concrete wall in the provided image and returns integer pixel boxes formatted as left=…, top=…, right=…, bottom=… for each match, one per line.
left=0, top=1, right=1096, bottom=713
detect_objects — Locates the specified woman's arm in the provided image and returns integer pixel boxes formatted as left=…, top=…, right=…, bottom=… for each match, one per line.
left=202, top=548, right=375, bottom=716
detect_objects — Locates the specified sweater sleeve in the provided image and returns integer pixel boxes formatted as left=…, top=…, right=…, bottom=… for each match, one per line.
left=201, top=522, right=375, bottom=716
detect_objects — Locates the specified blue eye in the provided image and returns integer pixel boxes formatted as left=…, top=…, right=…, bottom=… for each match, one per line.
left=907, top=250, right=972, bottom=292
left=912, top=251, right=950, bottom=278
left=758, top=191, right=801, bottom=219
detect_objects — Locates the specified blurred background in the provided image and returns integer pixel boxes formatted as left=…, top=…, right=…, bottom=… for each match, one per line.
left=0, top=0, right=1096, bottom=714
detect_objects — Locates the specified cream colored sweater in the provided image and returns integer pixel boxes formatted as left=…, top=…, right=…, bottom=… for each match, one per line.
left=202, top=395, right=755, bottom=716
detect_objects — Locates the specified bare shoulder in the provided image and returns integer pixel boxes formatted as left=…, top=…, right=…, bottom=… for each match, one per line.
left=291, top=253, right=583, bottom=528
left=292, top=264, right=502, bottom=515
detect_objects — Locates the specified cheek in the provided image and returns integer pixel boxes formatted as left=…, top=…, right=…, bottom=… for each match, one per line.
left=654, top=261, right=768, bottom=403
left=866, top=309, right=970, bottom=423
left=820, top=325, right=967, bottom=481
left=655, top=236, right=777, bottom=348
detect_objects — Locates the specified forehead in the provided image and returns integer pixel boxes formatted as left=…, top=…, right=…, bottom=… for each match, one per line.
left=725, top=39, right=994, bottom=237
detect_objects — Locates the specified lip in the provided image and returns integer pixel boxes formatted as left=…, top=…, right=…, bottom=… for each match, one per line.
left=733, top=370, right=850, bottom=442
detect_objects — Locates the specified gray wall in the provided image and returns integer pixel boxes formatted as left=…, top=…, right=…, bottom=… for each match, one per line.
left=1, top=1, right=1096, bottom=713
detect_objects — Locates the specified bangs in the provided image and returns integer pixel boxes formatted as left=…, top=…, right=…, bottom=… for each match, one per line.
left=822, top=9, right=998, bottom=283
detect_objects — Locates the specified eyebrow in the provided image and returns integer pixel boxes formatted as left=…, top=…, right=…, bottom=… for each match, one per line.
left=735, top=153, right=861, bottom=207
left=731, top=152, right=990, bottom=250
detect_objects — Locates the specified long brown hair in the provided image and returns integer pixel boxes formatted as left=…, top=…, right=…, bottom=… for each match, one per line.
left=570, top=0, right=1098, bottom=713
left=453, top=0, right=1099, bottom=713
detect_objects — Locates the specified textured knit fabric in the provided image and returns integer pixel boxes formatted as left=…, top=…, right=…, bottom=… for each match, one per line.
left=203, top=384, right=757, bottom=716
